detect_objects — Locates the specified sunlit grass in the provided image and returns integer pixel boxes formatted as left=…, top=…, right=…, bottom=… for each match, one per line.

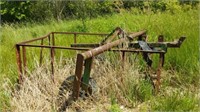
left=0, top=9, right=199, bottom=111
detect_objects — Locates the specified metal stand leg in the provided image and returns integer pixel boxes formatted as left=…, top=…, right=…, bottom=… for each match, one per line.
left=72, top=54, right=84, bottom=100
left=16, top=45, right=23, bottom=84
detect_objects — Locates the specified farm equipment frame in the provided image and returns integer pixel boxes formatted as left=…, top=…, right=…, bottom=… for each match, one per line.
left=15, top=27, right=185, bottom=101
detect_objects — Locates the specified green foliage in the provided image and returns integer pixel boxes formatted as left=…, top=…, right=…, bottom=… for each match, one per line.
left=0, top=1, right=32, bottom=22
left=109, top=94, right=122, bottom=112
left=109, top=104, right=122, bottom=112
left=1, top=1, right=199, bottom=23
left=28, top=1, right=53, bottom=21
left=151, top=90, right=199, bottom=111
left=125, top=78, right=153, bottom=103
left=0, top=9, right=199, bottom=111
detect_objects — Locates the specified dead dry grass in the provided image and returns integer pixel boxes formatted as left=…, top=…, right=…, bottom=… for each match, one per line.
left=4, top=55, right=148, bottom=112
left=3, top=54, right=199, bottom=112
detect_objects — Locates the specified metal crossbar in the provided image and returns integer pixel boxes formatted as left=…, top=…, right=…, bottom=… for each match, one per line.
left=15, top=27, right=186, bottom=102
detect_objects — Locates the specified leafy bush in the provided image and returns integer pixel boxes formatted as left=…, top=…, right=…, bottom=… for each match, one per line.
left=1, top=1, right=199, bottom=23
left=0, top=1, right=32, bottom=22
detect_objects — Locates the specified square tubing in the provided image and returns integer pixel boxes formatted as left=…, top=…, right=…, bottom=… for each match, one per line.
left=81, top=57, right=94, bottom=92
left=74, top=33, right=77, bottom=44
left=121, top=51, right=126, bottom=68
left=72, top=54, right=84, bottom=100
left=48, top=35, right=55, bottom=82
left=22, top=46, right=27, bottom=75
left=50, top=47, right=55, bottom=82
left=158, top=35, right=165, bottom=67
left=39, top=39, right=44, bottom=66
left=155, top=53, right=164, bottom=93
left=52, top=33, right=55, bottom=56
left=15, top=45, right=23, bottom=84
left=155, top=35, right=165, bottom=93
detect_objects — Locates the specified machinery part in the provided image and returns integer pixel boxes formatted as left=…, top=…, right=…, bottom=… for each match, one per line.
left=15, top=27, right=186, bottom=106
left=57, top=75, right=98, bottom=111
left=58, top=75, right=98, bottom=99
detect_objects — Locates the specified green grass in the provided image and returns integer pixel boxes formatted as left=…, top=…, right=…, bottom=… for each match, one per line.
left=0, top=9, right=199, bottom=111
left=150, top=89, right=199, bottom=111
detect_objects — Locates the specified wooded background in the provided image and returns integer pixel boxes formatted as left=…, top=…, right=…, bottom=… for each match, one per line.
left=1, top=0, right=199, bottom=23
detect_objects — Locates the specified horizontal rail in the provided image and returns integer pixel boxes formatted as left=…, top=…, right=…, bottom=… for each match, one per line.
left=111, top=49, right=165, bottom=53
left=17, top=33, right=51, bottom=44
left=71, top=43, right=100, bottom=47
left=71, top=36, right=186, bottom=49
left=129, top=37, right=186, bottom=48
left=16, top=32, right=110, bottom=45
left=53, top=32, right=109, bottom=36
left=16, top=43, right=164, bottom=53
left=16, top=44, right=90, bottom=50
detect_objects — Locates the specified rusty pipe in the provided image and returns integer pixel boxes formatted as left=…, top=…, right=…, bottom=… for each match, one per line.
left=81, top=30, right=146, bottom=59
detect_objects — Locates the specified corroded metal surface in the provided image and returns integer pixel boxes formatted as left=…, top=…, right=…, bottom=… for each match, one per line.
left=15, top=27, right=185, bottom=101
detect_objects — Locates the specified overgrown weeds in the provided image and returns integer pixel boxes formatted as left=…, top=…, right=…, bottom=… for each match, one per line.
left=0, top=9, right=199, bottom=111
left=2, top=55, right=198, bottom=111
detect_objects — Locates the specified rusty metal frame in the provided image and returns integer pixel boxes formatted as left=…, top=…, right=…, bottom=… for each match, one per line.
left=15, top=28, right=185, bottom=100
left=15, top=32, right=108, bottom=84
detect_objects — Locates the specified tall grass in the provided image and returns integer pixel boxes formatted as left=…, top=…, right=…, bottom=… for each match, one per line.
left=3, top=58, right=199, bottom=111
left=0, top=9, right=199, bottom=111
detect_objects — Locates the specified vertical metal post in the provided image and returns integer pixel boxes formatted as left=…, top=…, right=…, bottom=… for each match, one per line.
left=15, top=45, right=23, bottom=84
left=50, top=47, right=55, bottom=82
left=158, top=35, right=165, bottom=66
left=48, top=35, right=55, bottom=82
left=51, top=33, right=55, bottom=82
left=158, top=35, right=164, bottom=42
left=52, top=33, right=55, bottom=55
left=82, top=57, right=94, bottom=91
left=155, top=35, right=165, bottom=93
left=72, top=54, right=84, bottom=100
left=39, top=39, right=44, bottom=66
left=155, top=53, right=164, bottom=93
left=121, top=51, right=125, bottom=68
left=74, top=33, right=77, bottom=44
left=22, top=46, right=27, bottom=75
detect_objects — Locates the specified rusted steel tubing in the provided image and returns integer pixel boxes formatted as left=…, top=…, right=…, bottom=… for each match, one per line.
left=48, top=35, right=51, bottom=45
left=22, top=46, right=27, bottom=75
left=51, top=33, right=56, bottom=80
left=17, top=44, right=165, bottom=53
left=103, top=28, right=121, bottom=44
left=15, top=45, right=23, bottom=84
left=81, top=30, right=147, bottom=59
left=53, top=32, right=108, bottom=36
left=72, top=36, right=185, bottom=48
left=158, top=35, right=165, bottom=67
left=17, top=44, right=92, bottom=50
left=72, top=54, right=84, bottom=100
left=128, top=30, right=146, bottom=38
left=82, top=38, right=125, bottom=59
left=121, top=51, right=126, bottom=69
left=155, top=53, right=164, bottom=93
left=121, top=51, right=125, bottom=61
left=74, top=34, right=77, bottom=43
left=129, top=37, right=186, bottom=48
left=50, top=47, right=55, bottom=82
left=17, top=33, right=51, bottom=44
left=39, top=39, right=44, bottom=66
left=100, top=27, right=122, bottom=44
left=72, top=30, right=146, bottom=99
left=111, top=49, right=165, bottom=53
left=71, top=43, right=100, bottom=48
left=48, top=35, right=55, bottom=81
left=52, top=33, right=55, bottom=55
